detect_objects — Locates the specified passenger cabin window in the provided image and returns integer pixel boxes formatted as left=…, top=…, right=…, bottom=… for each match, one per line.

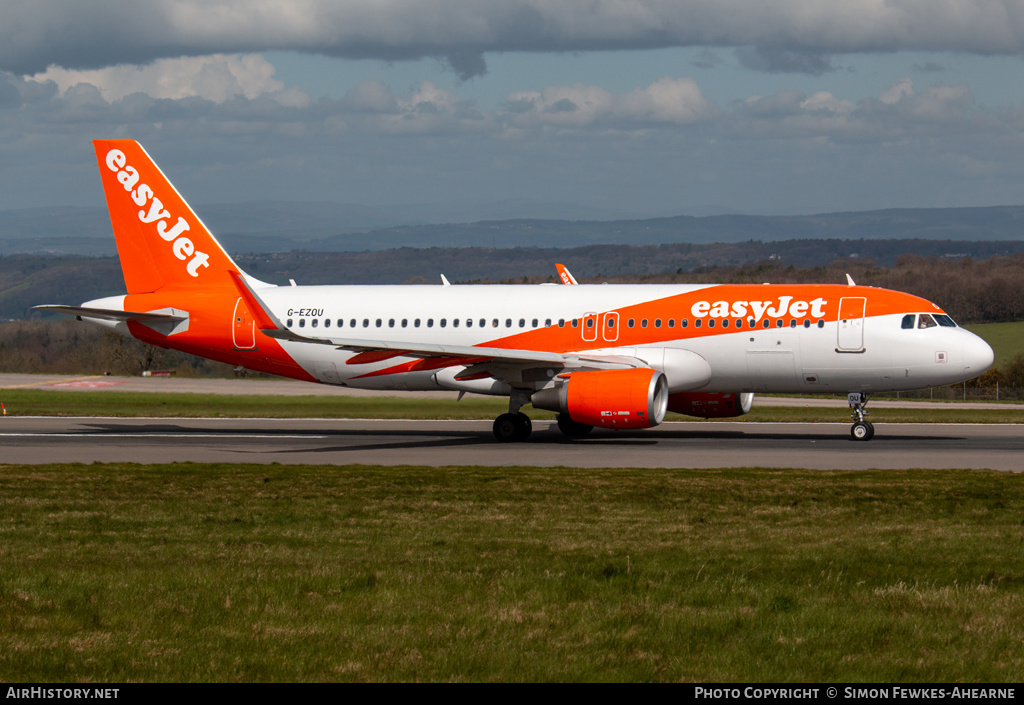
left=918, top=314, right=938, bottom=329
left=902, top=314, right=916, bottom=329
left=312, top=319, right=318, bottom=328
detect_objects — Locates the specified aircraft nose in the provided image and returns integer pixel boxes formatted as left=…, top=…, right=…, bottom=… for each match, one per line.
left=962, top=332, right=994, bottom=377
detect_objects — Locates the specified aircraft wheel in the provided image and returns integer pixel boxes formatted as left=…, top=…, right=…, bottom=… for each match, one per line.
left=515, top=412, right=532, bottom=441
left=557, top=413, right=593, bottom=438
left=494, top=413, right=532, bottom=442
left=851, top=421, right=874, bottom=441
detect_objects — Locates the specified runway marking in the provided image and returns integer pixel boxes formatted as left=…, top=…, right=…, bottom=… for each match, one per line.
left=46, top=380, right=127, bottom=389
left=0, top=433, right=329, bottom=439
left=1, top=375, right=106, bottom=388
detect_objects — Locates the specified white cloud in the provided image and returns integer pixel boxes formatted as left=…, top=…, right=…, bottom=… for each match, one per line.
left=505, top=78, right=717, bottom=128
left=28, top=53, right=308, bottom=105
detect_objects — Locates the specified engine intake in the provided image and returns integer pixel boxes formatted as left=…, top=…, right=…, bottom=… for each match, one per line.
left=532, top=368, right=668, bottom=429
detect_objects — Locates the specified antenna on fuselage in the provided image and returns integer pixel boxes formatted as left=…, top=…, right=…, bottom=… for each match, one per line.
left=846, top=273, right=856, bottom=286
left=441, top=274, right=451, bottom=286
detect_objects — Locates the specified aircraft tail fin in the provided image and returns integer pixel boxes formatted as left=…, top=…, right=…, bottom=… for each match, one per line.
left=93, top=139, right=246, bottom=294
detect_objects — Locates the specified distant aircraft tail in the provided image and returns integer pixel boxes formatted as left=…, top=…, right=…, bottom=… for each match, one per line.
left=93, top=139, right=245, bottom=294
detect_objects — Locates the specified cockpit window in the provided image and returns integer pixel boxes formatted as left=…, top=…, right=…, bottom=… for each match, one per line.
left=901, top=314, right=916, bottom=329
left=934, top=314, right=957, bottom=327
left=918, top=314, right=938, bottom=329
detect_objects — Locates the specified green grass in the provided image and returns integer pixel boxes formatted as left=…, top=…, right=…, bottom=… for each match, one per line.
left=2, top=388, right=1023, bottom=423
left=1, top=464, right=1022, bottom=682
left=965, top=321, right=1024, bottom=369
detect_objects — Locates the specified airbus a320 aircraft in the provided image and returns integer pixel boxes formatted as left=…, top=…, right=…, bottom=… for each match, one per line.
left=37, top=140, right=994, bottom=442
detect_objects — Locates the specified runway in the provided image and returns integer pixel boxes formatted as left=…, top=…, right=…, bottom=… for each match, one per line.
left=1, top=417, right=1021, bottom=471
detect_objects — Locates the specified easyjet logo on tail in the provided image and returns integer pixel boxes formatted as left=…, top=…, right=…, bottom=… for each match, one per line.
left=104, top=149, right=210, bottom=277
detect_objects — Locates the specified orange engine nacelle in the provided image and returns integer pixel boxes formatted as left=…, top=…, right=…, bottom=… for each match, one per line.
left=667, top=392, right=754, bottom=418
left=532, top=368, right=669, bottom=429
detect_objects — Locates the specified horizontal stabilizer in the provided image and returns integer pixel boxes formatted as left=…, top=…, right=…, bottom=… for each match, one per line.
left=33, top=305, right=187, bottom=323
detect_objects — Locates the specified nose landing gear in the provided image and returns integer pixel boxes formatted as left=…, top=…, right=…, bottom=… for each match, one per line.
left=848, top=392, right=874, bottom=441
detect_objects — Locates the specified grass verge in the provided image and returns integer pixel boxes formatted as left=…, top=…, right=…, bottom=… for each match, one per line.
left=1, top=464, right=1022, bottom=682
left=1, top=388, right=1023, bottom=423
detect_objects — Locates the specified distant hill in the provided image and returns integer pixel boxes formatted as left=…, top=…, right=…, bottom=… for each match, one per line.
left=7, top=238, right=1024, bottom=323
left=1, top=204, right=1022, bottom=257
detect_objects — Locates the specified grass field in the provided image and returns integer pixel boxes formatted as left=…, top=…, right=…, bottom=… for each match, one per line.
left=2, top=388, right=1023, bottom=423
left=1, top=464, right=1022, bottom=682
left=965, top=321, right=1024, bottom=370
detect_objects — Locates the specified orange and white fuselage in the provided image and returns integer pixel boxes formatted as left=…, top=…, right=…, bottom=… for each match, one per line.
left=39, top=140, right=994, bottom=442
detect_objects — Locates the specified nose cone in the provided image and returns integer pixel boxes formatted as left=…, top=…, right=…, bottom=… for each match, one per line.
left=963, top=331, right=995, bottom=377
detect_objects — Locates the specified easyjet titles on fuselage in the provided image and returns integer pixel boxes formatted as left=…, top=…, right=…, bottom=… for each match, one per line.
left=690, top=296, right=828, bottom=322
left=103, top=148, right=210, bottom=278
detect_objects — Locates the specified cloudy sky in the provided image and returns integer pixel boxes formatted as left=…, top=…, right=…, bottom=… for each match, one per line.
left=3, top=0, right=1024, bottom=218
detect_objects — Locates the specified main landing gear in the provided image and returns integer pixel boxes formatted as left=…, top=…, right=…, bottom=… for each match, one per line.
left=493, top=389, right=533, bottom=442
left=493, top=412, right=532, bottom=443
left=492, top=389, right=596, bottom=442
left=848, top=392, right=874, bottom=441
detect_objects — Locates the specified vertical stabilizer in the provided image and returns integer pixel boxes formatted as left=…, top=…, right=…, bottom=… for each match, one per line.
left=93, top=139, right=243, bottom=294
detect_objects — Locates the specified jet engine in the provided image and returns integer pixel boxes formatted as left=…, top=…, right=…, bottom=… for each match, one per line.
left=667, top=392, right=754, bottom=418
left=532, top=368, right=668, bottom=429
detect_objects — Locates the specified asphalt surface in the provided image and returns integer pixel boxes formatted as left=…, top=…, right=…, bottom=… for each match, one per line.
left=0, top=373, right=1014, bottom=408
left=2, top=417, right=1021, bottom=471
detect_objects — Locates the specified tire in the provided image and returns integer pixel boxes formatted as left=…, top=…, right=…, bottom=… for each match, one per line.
left=514, top=413, right=532, bottom=442
left=494, top=413, right=532, bottom=442
left=851, top=421, right=874, bottom=441
left=493, top=413, right=520, bottom=442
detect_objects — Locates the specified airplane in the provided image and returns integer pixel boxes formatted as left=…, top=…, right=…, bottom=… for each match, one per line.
left=36, top=139, right=995, bottom=443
